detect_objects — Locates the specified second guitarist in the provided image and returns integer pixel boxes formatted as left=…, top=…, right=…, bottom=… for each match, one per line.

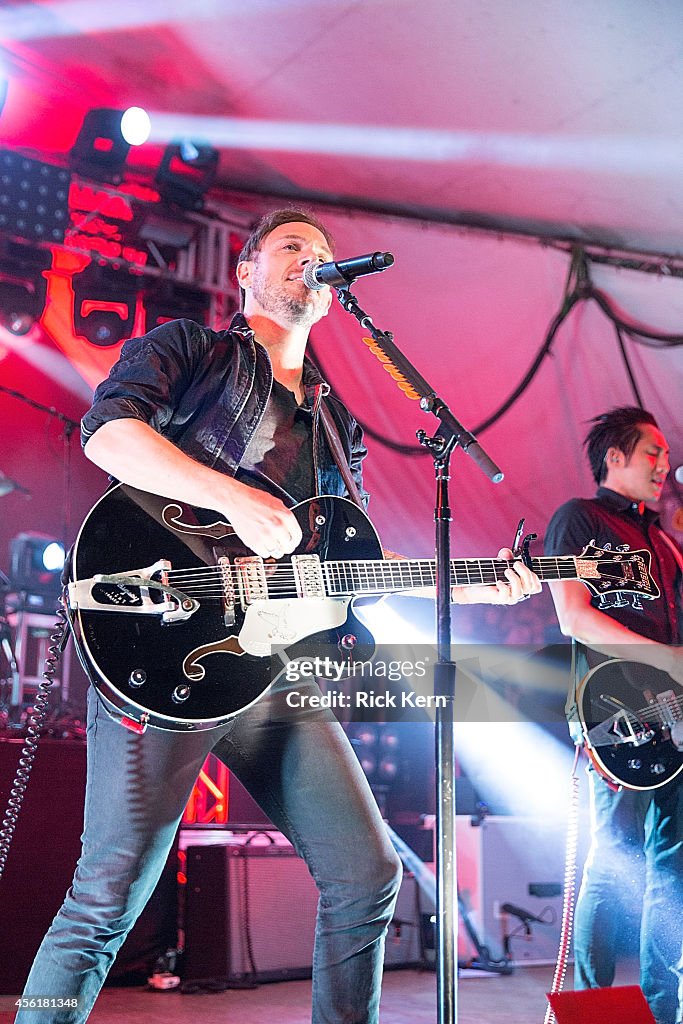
left=545, top=406, right=683, bottom=1024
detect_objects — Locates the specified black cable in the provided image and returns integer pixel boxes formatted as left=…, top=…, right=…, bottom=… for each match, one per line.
left=307, top=336, right=426, bottom=456
left=312, top=245, right=681, bottom=452
left=588, top=288, right=683, bottom=347
left=614, top=323, right=646, bottom=408
left=472, top=291, right=583, bottom=435
left=310, top=289, right=583, bottom=453
left=0, top=595, right=69, bottom=879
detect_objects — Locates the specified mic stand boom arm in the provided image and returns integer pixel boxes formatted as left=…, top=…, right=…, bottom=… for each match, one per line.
left=334, top=287, right=503, bottom=484
left=334, top=285, right=505, bottom=1024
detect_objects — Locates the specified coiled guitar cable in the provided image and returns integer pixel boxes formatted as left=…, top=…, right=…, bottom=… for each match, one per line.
left=543, top=744, right=582, bottom=1024
left=0, top=593, right=70, bottom=880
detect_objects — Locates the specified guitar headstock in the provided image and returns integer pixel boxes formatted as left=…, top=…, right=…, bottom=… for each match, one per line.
left=575, top=544, right=660, bottom=599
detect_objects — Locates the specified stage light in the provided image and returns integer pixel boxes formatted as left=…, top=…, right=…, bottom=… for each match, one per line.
left=73, top=265, right=138, bottom=348
left=9, top=533, right=66, bottom=596
left=70, top=108, right=148, bottom=184
left=0, top=150, right=70, bottom=244
left=41, top=542, right=66, bottom=573
left=0, top=278, right=44, bottom=336
left=155, top=140, right=219, bottom=211
left=347, top=722, right=403, bottom=814
left=120, top=106, right=151, bottom=146
left=0, top=283, right=36, bottom=335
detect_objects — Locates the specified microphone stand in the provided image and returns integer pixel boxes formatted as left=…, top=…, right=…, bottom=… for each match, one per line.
left=334, top=285, right=504, bottom=1024
left=0, top=384, right=79, bottom=545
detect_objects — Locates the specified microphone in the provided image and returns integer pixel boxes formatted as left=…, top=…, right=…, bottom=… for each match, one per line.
left=500, top=902, right=547, bottom=925
left=302, top=251, right=394, bottom=290
left=675, top=465, right=683, bottom=484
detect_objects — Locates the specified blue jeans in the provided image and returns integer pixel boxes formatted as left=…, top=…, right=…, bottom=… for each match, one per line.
left=574, top=767, right=683, bottom=1024
left=17, top=683, right=401, bottom=1024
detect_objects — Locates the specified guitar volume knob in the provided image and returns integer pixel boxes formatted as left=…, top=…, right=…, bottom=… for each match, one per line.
left=129, top=669, right=146, bottom=688
left=650, top=762, right=666, bottom=775
left=339, top=634, right=357, bottom=650
left=172, top=684, right=191, bottom=703
left=627, top=759, right=642, bottom=770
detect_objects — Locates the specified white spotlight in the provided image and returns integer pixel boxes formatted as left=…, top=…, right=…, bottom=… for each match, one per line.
left=120, top=107, right=151, bottom=147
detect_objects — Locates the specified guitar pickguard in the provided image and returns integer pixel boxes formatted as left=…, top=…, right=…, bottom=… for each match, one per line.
left=237, top=597, right=352, bottom=656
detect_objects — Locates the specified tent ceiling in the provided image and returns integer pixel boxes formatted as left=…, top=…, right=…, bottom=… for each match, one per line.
left=0, top=1, right=681, bottom=596
left=2, top=1, right=683, bottom=255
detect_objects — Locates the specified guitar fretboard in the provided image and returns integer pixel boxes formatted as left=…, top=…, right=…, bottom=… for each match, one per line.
left=323, top=556, right=582, bottom=596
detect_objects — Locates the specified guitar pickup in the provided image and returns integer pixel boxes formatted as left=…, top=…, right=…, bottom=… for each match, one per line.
left=234, top=557, right=267, bottom=608
left=68, top=560, right=199, bottom=624
left=217, top=555, right=236, bottom=626
left=291, top=554, right=325, bottom=599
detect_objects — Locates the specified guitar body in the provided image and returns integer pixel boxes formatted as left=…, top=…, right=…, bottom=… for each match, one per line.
left=577, top=658, right=683, bottom=790
left=71, top=486, right=380, bottom=730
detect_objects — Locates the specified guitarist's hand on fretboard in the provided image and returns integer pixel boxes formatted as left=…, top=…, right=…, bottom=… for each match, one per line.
left=452, top=547, right=542, bottom=606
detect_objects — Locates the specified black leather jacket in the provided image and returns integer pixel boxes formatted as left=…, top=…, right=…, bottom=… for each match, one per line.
left=81, top=313, right=369, bottom=506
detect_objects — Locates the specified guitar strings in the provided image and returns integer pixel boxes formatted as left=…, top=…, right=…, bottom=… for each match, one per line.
left=165, top=558, right=583, bottom=586
left=141, top=554, right=649, bottom=602
left=598, top=692, right=683, bottom=727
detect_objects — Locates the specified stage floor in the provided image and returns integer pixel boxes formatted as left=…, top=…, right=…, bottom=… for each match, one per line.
left=0, top=963, right=642, bottom=1024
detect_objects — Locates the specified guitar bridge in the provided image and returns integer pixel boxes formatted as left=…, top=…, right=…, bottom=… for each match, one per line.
left=587, top=706, right=654, bottom=749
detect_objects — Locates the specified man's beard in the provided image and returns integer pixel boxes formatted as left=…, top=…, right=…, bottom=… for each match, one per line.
left=251, top=262, right=316, bottom=326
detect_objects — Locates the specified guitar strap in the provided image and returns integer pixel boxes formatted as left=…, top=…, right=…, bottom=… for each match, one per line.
left=566, top=641, right=584, bottom=745
left=318, top=401, right=366, bottom=510
left=655, top=526, right=683, bottom=574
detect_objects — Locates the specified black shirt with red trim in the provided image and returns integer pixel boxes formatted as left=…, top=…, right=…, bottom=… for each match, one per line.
left=544, top=487, right=682, bottom=645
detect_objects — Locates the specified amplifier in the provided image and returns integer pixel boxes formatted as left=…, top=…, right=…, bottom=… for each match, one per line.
left=183, top=841, right=425, bottom=985
left=183, top=843, right=318, bottom=984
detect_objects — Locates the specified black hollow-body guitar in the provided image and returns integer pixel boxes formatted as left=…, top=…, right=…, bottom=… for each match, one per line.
left=577, top=659, right=683, bottom=790
left=68, top=485, right=658, bottom=731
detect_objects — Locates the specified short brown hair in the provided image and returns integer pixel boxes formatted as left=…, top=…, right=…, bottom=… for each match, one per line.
left=238, top=208, right=335, bottom=265
left=237, top=208, right=335, bottom=309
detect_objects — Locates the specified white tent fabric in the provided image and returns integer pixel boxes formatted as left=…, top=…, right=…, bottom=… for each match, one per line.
left=0, top=0, right=682, bottom=563
left=305, top=211, right=683, bottom=558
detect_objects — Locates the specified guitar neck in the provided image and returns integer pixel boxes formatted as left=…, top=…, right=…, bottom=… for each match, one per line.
left=324, top=555, right=583, bottom=596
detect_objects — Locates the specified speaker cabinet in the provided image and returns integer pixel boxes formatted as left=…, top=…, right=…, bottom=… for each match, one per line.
left=453, top=815, right=587, bottom=965
left=183, top=840, right=426, bottom=985
left=183, top=843, right=318, bottom=984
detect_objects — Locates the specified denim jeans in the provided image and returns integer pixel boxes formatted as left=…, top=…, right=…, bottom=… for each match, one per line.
left=574, top=767, right=683, bottom=1024
left=17, top=682, right=402, bottom=1024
